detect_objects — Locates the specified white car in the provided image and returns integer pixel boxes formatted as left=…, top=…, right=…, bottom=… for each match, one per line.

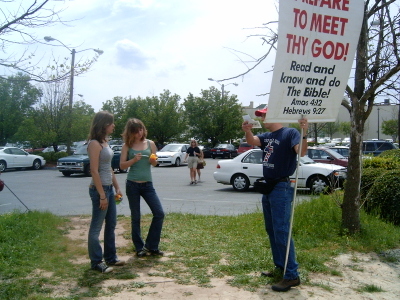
left=156, top=143, right=189, bottom=167
left=213, top=149, right=347, bottom=194
left=42, top=145, right=67, bottom=153
left=0, top=147, right=46, bottom=172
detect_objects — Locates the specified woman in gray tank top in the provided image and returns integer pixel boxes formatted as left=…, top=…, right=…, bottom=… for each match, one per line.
left=87, top=111, right=124, bottom=273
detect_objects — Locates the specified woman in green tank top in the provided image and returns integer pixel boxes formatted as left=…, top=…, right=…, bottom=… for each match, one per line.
left=120, top=118, right=165, bottom=257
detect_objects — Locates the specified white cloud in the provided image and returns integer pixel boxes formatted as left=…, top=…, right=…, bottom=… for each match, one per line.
left=114, top=39, right=154, bottom=70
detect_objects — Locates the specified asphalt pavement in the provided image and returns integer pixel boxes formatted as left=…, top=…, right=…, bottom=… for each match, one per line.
left=0, top=158, right=309, bottom=216
left=0, top=158, right=261, bottom=216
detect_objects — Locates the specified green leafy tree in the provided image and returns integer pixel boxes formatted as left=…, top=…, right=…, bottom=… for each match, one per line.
left=339, top=121, right=351, bottom=137
left=0, top=73, right=42, bottom=145
left=184, top=87, right=243, bottom=146
left=123, top=90, right=186, bottom=146
left=102, top=96, right=128, bottom=140
left=381, top=119, right=398, bottom=141
left=71, top=100, right=95, bottom=142
left=324, top=122, right=340, bottom=139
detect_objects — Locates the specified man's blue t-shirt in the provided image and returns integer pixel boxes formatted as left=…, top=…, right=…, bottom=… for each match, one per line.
left=256, top=127, right=300, bottom=179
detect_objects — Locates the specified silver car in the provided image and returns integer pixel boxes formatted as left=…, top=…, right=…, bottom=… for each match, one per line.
left=156, top=143, right=189, bottom=167
left=213, top=149, right=347, bottom=194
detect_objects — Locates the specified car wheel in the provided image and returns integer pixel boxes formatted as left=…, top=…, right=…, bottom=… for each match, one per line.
left=174, top=157, right=181, bottom=167
left=84, top=164, right=91, bottom=177
left=62, top=172, right=71, bottom=177
left=0, top=160, right=6, bottom=172
left=32, top=159, right=41, bottom=170
left=308, top=175, right=330, bottom=194
left=231, top=174, right=250, bottom=192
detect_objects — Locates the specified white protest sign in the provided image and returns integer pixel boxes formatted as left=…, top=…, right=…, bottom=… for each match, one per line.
left=266, top=0, right=364, bottom=123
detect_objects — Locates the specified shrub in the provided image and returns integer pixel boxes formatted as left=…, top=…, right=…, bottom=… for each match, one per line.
left=379, top=149, right=400, bottom=161
left=41, top=151, right=69, bottom=163
left=365, top=170, right=400, bottom=225
left=360, top=168, right=388, bottom=200
left=362, top=156, right=400, bottom=170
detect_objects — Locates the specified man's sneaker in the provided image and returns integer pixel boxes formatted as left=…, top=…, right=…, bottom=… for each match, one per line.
left=107, top=259, right=125, bottom=266
left=136, top=249, right=148, bottom=258
left=271, top=277, right=300, bottom=292
left=93, top=262, right=113, bottom=273
left=148, top=249, right=164, bottom=256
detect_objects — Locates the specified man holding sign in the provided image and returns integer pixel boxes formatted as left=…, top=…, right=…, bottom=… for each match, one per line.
left=242, top=108, right=308, bottom=292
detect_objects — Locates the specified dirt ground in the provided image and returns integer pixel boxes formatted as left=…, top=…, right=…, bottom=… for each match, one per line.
left=55, top=216, right=400, bottom=300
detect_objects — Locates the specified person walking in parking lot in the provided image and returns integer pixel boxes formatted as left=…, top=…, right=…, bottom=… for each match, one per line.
left=184, top=139, right=200, bottom=184
left=196, top=148, right=204, bottom=182
left=242, top=107, right=308, bottom=292
left=120, top=118, right=165, bottom=258
left=87, top=111, right=124, bottom=273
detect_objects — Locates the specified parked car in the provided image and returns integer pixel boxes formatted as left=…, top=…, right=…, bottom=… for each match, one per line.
left=0, top=147, right=46, bottom=172
left=156, top=143, right=189, bottom=167
left=42, top=145, right=67, bottom=153
left=237, top=142, right=256, bottom=154
left=328, top=146, right=350, bottom=158
left=110, top=145, right=123, bottom=153
left=307, top=146, right=348, bottom=167
left=199, top=145, right=212, bottom=158
left=210, top=143, right=238, bottom=159
left=56, top=144, right=126, bottom=176
left=362, top=140, right=398, bottom=156
left=213, top=149, right=347, bottom=194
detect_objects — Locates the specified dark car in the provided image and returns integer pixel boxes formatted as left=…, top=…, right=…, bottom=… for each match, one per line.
left=237, top=142, right=256, bottom=154
left=199, top=145, right=212, bottom=158
left=57, top=144, right=126, bottom=176
left=362, top=140, right=398, bottom=156
left=210, top=143, right=238, bottom=159
left=307, top=147, right=348, bottom=167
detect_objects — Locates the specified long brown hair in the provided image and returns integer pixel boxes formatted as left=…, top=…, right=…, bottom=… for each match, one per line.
left=88, top=111, right=114, bottom=143
left=122, top=118, right=147, bottom=147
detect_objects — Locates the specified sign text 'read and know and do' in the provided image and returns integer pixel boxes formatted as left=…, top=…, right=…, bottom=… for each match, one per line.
left=266, top=0, right=364, bottom=123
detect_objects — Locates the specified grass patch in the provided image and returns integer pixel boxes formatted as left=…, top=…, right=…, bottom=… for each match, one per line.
left=1, top=195, right=400, bottom=298
left=356, top=284, right=385, bottom=293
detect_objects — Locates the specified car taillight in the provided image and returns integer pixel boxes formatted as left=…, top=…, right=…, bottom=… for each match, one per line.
left=217, top=164, right=221, bottom=169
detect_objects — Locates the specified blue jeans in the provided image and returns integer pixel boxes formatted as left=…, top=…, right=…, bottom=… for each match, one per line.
left=88, top=185, right=118, bottom=268
left=262, top=181, right=299, bottom=280
left=126, top=180, right=165, bottom=251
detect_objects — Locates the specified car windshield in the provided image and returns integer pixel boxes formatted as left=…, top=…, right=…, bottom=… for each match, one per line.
left=75, top=144, right=88, bottom=155
left=215, top=144, right=228, bottom=148
left=160, top=144, right=181, bottom=152
left=301, top=156, right=317, bottom=164
left=239, top=143, right=251, bottom=147
left=324, top=148, right=345, bottom=159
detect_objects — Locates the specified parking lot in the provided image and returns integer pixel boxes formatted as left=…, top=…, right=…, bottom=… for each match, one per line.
left=0, top=158, right=310, bottom=216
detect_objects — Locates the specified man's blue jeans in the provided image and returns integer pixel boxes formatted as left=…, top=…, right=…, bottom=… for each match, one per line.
left=126, top=180, right=165, bottom=251
left=262, top=181, right=299, bottom=280
left=88, top=184, right=117, bottom=268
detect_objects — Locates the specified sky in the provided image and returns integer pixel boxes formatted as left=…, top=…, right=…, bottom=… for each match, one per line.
left=5, top=0, right=279, bottom=112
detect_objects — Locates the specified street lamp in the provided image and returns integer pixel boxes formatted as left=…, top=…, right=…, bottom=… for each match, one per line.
left=208, top=78, right=238, bottom=98
left=44, top=36, right=103, bottom=153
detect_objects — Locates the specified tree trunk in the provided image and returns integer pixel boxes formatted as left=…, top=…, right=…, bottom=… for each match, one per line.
left=341, top=96, right=364, bottom=233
